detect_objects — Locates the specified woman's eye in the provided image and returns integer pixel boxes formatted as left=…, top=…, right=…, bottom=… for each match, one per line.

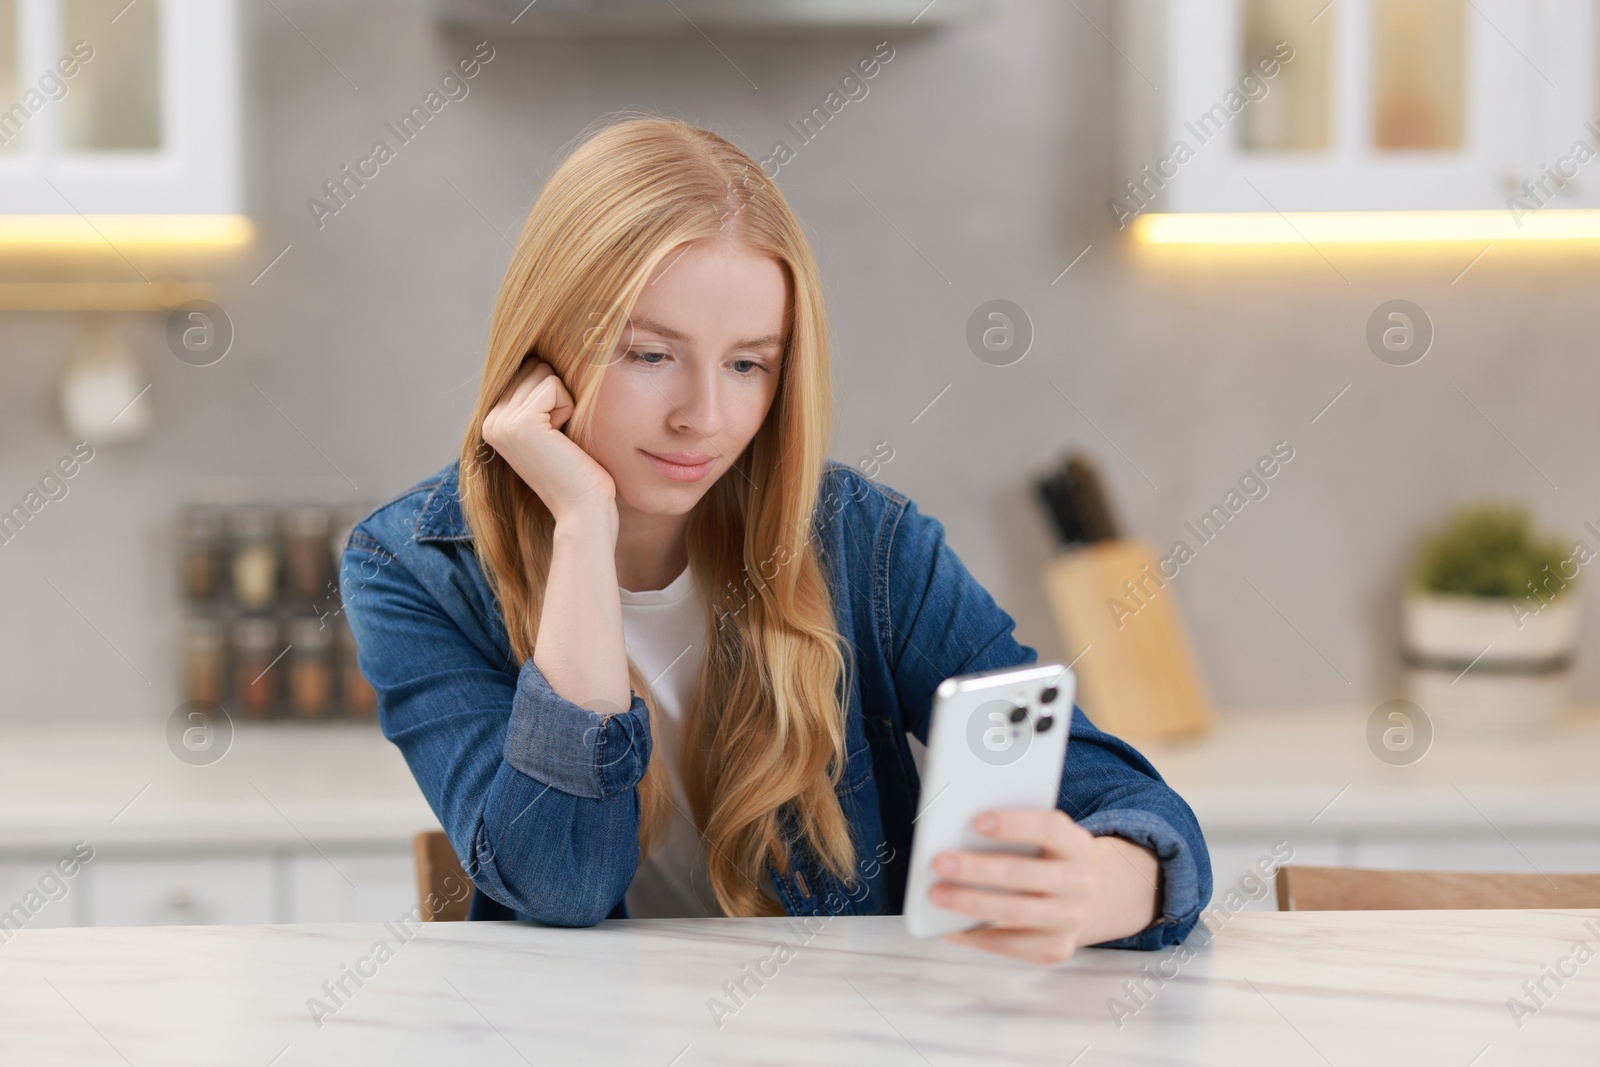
left=627, top=350, right=668, bottom=365
left=731, top=359, right=767, bottom=375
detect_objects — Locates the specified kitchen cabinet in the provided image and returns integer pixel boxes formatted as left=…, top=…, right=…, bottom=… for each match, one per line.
left=1115, top=0, right=1600, bottom=216
left=0, top=0, right=241, bottom=215
left=0, top=720, right=438, bottom=930
left=71, top=847, right=417, bottom=925
left=1144, top=703, right=1600, bottom=911
left=0, top=710, right=1595, bottom=927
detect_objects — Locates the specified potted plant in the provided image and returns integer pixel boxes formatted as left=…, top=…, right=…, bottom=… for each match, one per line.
left=1403, top=503, right=1583, bottom=733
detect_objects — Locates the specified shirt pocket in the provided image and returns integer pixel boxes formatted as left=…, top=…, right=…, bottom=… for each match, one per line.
left=834, top=736, right=874, bottom=797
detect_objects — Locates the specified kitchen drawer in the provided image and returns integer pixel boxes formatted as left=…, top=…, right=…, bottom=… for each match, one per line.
left=0, top=860, right=84, bottom=930
left=88, top=857, right=275, bottom=926
left=289, top=850, right=417, bottom=923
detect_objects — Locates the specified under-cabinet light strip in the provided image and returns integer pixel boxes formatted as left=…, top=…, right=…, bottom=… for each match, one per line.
left=0, top=215, right=254, bottom=248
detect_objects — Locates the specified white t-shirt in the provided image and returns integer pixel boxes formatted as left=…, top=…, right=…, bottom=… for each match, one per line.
left=619, top=561, right=724, bottom=918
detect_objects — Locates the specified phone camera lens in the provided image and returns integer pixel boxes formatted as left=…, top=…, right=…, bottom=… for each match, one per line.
left=1007, top=704, right=1026, bottom=724
left=1040, top=686, right=1058, bottom=704
left=1036, top=714, right=1054, bottom=732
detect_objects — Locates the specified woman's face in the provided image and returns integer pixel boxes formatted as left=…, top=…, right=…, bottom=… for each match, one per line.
left=585, top=238, right=789, bottom=520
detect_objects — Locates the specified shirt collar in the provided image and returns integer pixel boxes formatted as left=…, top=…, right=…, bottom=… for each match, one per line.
left=412, top=463, right=474, bottom=543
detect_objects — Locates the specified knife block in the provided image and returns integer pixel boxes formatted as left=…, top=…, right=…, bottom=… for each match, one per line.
left=1043, top=539, right=1213, bottom=741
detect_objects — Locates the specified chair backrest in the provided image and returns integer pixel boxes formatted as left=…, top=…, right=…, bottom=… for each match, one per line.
left=1275, top=865, right=1600, bottom=911
left=413, top=830, right=473, bottom=921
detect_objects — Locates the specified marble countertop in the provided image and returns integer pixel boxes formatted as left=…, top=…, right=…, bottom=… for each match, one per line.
left=2, top=910, right=1594, bottom=1065
left=1140, top=704, right=1600, bottom=832
left=0, top=719, right=437, bottom=851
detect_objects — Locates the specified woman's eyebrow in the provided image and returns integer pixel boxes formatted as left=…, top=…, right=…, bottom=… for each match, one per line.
left=628, top=316, right=784, bottom=351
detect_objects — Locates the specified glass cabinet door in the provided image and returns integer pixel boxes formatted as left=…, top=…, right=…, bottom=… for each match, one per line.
left=1369, top=0, right=1465, bottom=151
left=1240, top=0, right=1333, bottom=152
left=60, top=0, right=161, bottom=152
left=0, top=0, right=20, bottom=153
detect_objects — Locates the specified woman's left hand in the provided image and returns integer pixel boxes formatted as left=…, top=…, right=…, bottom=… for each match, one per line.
left=929, top=808, right=1163, bottom=965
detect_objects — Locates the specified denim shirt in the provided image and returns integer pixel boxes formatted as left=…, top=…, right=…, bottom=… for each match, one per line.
left=340, top=459, right=1212, bottom=950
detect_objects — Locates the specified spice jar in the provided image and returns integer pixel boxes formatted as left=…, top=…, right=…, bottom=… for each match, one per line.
left=335, top=615, right=377, bottom=718
left=178, top=506, right=225, bottom=605
left=180, top=616, right=226, bottom=705
left=285, top=506, right=332, bottom=604
left=229, top=506, right=280, bottom=611
left=232, top=616, right=282, bottom=719
left=287, top=617, right=334, bottom=719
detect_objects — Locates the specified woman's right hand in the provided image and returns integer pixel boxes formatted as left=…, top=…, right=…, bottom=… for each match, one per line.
left=481, top=358, right=616, bottom=526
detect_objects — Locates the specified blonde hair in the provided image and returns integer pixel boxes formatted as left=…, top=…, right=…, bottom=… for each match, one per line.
left=459, top=115, right=856, bottom=916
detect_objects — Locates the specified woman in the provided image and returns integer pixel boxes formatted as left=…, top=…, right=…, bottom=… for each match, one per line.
left=341, top=115, right=1211, bottom=965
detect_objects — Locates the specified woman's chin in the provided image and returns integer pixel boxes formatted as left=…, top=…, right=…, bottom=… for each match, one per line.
left=616, top=480, right=706, bottom=519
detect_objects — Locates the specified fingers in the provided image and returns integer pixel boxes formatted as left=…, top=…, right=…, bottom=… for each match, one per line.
left=533, top=374, right=574, bottom=430
left=940, top=926, right=1079, bottom=966
left=928, top=880, right=1082, bottom=930
left=932, top=847, right=1093, bottom=896
left=484, top=362, right=542, bottom=442
left=968, top=808, right=1092, bottom=862
left=482, top=358, right=575, bottom=448
left=502, top=359, right=554, bottom=420
left=509, top=362, right=574, bottom=429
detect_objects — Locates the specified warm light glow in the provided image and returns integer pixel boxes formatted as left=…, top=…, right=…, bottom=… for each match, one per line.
left=1131, top=210, right=1600, bottom=245
left=0, top=215, right=254, bottom=249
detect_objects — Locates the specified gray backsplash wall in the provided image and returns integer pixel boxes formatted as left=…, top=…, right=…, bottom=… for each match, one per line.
left=1, top=0, right=1595, bottom=720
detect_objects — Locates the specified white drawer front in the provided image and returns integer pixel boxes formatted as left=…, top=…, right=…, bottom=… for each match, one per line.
left=289, top=851, right=418, bottom=923
left=0, top=860, right=84, bottom=931
left=89, top=857, right=275, bottom=926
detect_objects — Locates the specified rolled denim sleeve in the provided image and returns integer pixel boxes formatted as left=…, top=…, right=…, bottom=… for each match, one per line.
left=340, top=526, right=647, bottom=927
left=504, top=657, right=653, bottom=799
left=1058, top=713, right=1210, bottom=951
left=881, top=491, right=1211, bottom=951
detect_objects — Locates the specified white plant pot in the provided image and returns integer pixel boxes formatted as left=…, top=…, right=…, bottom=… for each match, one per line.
left=1402, top=590, right=1580, bottom=734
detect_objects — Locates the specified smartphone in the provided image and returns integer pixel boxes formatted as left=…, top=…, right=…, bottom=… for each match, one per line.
left=904, top=661, right=1075, bottom=939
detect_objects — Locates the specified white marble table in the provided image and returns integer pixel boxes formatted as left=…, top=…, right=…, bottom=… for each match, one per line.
left=3, top=910, right=1595, bottom=1065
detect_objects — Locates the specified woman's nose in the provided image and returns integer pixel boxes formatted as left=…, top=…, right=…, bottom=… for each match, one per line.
left=667, top=365, right=725, bottom=437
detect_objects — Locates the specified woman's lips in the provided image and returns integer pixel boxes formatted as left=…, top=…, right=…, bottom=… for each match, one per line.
left=641, top=449, right=713, bottom=481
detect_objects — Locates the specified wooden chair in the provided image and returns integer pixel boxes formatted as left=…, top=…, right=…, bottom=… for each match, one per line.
left=1275, top=865, right=1600, bottom=911
left=413, top=830, right=474, bottom=921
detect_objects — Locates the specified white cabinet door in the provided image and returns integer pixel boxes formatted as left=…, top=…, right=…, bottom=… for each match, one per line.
left=289, top=850, right=418, bottom=924
left=1117, top=0, right=1599, bottom=213
left=0, top=0, right=241, bottom=213
left=88, top=856, right=274, bottom=926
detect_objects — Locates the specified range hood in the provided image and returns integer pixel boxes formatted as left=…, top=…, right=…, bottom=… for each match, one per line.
left=433, top=0, right=989, bottom=35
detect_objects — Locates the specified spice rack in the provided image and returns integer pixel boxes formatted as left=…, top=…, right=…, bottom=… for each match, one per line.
left=176, top=503, right=377, bottom=721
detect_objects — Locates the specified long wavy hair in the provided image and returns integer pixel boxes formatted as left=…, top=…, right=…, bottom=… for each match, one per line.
left=458, top=115, right=856, bottom=916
